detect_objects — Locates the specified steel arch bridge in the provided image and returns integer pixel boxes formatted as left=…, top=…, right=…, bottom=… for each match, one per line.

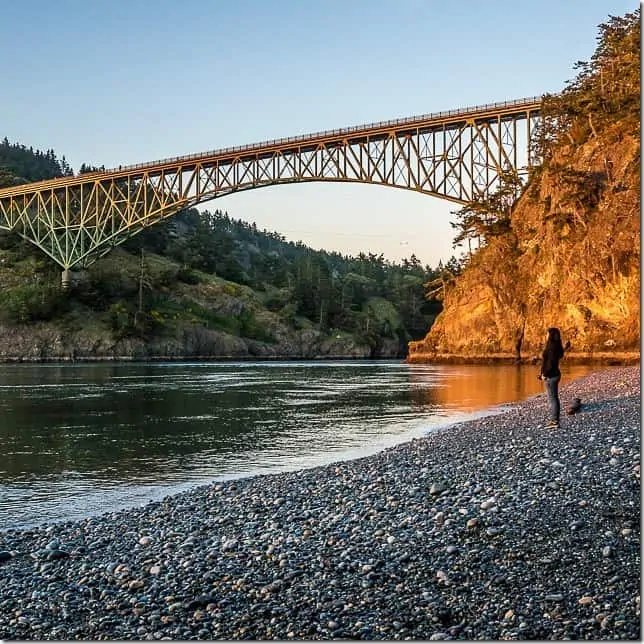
left=0, top=95, right=542, bottom=285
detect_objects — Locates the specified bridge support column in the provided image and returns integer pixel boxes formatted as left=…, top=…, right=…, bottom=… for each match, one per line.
left=61, top=269, right=71, bottom=291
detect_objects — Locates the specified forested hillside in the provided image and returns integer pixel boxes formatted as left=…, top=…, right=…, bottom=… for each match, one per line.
left=0, top=139, right=73, bottom=187
left=0, top=142, right=449, bottom=361
left=409, top=9, right=640, bottom=363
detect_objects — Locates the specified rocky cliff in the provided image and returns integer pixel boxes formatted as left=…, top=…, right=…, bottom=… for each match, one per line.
left=409, top=10, right=640, bottom=364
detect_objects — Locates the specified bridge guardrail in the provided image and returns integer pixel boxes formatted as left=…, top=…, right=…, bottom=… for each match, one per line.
left=105, top=95, right=543, bottom=173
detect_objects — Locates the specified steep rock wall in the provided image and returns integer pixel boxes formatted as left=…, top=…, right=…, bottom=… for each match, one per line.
left=409, top=124, right=640, bottom=362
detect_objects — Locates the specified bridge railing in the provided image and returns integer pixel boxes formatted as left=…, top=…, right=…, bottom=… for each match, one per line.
left=106, top=95, right=543, bottom=174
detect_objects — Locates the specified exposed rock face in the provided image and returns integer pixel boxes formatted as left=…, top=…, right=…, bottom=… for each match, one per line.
left=410, top=10, right=642, bottom=364
left=0, top=322, right=399, bottom=362
left=410, top=118, right=639, bottom=363
left=410, top=10, right=641, bottom=363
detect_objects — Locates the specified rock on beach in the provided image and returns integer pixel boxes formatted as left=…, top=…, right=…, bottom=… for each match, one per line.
left=0, top=366, right=640, bottom=640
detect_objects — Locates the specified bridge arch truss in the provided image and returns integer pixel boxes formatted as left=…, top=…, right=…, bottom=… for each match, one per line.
left=0, top=96, right=541, bottom=273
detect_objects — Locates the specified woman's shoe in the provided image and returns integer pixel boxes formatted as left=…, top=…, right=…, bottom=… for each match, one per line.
left=546, top=420, right=560, bottom=428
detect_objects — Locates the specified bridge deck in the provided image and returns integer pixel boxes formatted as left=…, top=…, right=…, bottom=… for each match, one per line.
left=0, top=96, right=542, bottom=198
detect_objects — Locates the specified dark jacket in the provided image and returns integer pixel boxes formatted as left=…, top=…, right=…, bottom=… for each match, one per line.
left=541, top=342, right=564, bottom=378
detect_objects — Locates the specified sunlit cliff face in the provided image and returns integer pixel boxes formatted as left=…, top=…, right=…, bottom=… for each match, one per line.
left=410, top=125, right=639, bottom=358
left=408, top=11, right=640, bottom=360
left=409, top=128, right=639, bottom=358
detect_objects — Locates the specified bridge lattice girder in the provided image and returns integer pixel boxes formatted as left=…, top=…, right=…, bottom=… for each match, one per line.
left=0, top=96, right=541, bottom=270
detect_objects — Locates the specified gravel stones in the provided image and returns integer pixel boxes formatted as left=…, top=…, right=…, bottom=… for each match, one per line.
left=0, top=366, right=640, bottom=640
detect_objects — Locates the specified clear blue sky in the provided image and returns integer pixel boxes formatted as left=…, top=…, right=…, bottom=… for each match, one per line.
left=1, top=0, right=637, bottom=267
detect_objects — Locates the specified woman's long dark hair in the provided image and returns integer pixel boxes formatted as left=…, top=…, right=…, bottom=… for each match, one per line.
left=544, top=327, right=564, bottom=359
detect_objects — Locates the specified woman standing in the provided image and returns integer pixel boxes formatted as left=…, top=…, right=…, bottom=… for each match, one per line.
left=539, top=327, right=565, bottom=428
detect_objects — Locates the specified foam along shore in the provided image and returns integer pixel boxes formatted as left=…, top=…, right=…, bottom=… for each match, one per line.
left=0, top=366, right=640, bottom=640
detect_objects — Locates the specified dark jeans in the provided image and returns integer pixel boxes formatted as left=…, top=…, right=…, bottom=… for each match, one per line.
left=544, top=375, right=561, bottom=422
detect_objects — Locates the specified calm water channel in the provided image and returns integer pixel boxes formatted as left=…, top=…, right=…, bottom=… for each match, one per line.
left=0, top=361, right=599, bottom=530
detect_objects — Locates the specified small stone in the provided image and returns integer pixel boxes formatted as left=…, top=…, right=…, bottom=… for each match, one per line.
left=0, top=551, right=12, bottom=562
left=545, top=593, right=564, bottom=602
left=138, top=536, right=154, bottom=546
left=466, top=518, right=479, bottom=529
left=429, top=481, right=446, bottom=495
left=221, top=538, right=237, bottom=551
left=436, top=570, right=449, bottom=583
left=579, top=596, right=594, bottom=605
left=602, top=546, right=613, bottom=557
left=480, top=497, right=497, bottom=510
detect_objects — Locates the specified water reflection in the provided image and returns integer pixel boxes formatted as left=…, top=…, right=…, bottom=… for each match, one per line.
left=0, top=361, right=599, bottom=529
left=407, top=363, right=593, bottom=412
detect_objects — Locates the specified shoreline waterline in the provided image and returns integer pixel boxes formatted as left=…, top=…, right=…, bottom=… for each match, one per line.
left=0, top=351, right=639, bottom=364
left=406, top=351, right=640, bottom=365
left=0, top=365, right=640, bottom=639
left=1, top=361, right=604, bottom=531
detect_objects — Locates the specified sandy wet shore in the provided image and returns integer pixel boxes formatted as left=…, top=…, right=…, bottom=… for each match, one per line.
left=0, top=365, right=640, bottom=640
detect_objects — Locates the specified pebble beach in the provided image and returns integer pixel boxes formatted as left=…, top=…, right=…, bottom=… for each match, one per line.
left=0, top=365, right=640, bottom=640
